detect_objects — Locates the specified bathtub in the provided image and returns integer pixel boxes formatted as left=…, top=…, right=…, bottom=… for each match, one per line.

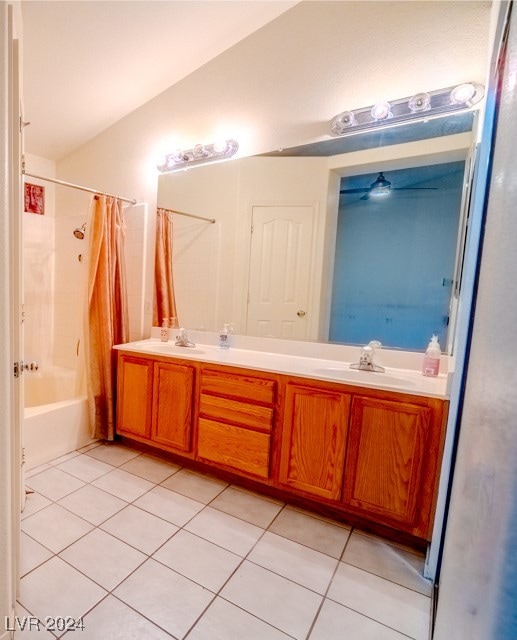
left=23, top=366, right=96, bottom=469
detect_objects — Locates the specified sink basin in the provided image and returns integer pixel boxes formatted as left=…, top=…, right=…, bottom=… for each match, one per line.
left=127, top=341, right=206, bottom=355
left=312, top=367, right=414, bottom=387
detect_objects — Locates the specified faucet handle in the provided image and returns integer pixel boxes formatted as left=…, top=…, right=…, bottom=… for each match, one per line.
left=367, top=340, right=382, bottom=350
left=360, top=345, right=374, bottom=365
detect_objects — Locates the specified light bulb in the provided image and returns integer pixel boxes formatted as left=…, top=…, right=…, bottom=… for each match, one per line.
left=171, top=149, right=186, bottom=163
left=157, top=156, right=168, bottom=171
left=408, top=92, right=431, bottom=112
left=450, top=83, right=476, bottom=105
left=337, top=111, right=355, bottom=127
left=213, top=140, right=230, bottom=154
left=371, top=101, right=392, bottom=121
left=193, top=144, right=208, bottom=158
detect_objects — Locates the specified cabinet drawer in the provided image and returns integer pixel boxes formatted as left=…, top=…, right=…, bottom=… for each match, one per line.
left=199, top=394, right=273, bottom=432
left=201, top=369, right=275, bottom=405
left=197, top=418, right=270, bottom=479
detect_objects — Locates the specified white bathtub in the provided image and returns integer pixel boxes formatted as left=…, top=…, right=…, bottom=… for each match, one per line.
left=23, top=366, right=96, bottom=469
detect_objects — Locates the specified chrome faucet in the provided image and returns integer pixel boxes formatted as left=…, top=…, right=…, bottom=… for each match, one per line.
left=175, top=328, right=196, bottom=348
left=350, top=340, right=385, bottom=372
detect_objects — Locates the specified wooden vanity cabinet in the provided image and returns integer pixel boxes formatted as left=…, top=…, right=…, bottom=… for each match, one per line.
left=116, top=353, right=195, bottom=455
left=116, top=355, right=153, bottom=439
left=276, top=378, right=447, bottom=539
left=341, top=394, right=446, bottom=538
left=116, top=351, right=447, bottom=542
left=278, top=382, right=351, bottom=500
left=196, top=367, right=276, bottom=480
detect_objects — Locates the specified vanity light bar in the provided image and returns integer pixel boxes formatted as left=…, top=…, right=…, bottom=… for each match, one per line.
left=330, top=83, right=484, bottom=136
left=157, top=139, right=239, bottom=173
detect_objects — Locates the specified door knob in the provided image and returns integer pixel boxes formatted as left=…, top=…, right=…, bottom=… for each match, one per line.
left=297, top=310, right=307, bottom=317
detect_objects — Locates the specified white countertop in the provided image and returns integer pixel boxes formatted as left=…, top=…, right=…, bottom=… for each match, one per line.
left=115, top=336, right=449, bottom=400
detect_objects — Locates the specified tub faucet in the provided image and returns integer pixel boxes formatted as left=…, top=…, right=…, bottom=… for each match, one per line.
left=350, top=340, right=385, bottom=372
left=175, top=328, right=196, bottom=348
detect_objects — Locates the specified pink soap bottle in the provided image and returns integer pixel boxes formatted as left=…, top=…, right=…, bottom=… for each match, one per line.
left=422, top=335, right=441, bottom=377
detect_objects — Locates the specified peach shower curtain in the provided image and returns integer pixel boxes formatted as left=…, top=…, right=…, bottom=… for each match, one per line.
left=153, top=208, right=178, bottom=327
left=85, top=195, right=129, bottom=440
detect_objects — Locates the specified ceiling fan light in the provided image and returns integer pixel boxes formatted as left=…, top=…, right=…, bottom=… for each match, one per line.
left=369, top=172, right=391, bottom=196
left=369, top=185, right=391, bottom=197
left=408, top=92, right=431, bottom=113
left=371, top=101, right=392, bottom=121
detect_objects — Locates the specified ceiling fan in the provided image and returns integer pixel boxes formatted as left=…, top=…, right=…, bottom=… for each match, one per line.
left=340, top=171, right=438, bottom=201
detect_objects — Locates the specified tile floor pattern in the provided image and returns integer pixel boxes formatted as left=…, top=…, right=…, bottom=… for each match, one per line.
left=16, top=443, right=433, bottom=640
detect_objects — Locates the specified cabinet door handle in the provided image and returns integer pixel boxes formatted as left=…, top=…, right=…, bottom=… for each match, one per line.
left=297, top=310, right=307, bottom=317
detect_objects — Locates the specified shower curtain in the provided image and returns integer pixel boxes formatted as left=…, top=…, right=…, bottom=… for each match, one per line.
left=153, top=208, right=178, bottom=327
left=85, top=195, right=129, bottom=440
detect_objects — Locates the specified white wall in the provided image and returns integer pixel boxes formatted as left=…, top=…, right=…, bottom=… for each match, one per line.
left=55, top=1, right=492, bottom=336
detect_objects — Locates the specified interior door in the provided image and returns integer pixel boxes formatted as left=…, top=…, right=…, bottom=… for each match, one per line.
left=246, top=205, right=315, bottom=339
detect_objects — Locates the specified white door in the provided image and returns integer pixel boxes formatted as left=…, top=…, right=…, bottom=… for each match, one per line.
left=246, top=205, right=315, bottom=339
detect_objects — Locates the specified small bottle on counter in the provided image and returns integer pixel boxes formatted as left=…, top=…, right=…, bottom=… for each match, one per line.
left=218, top=324, right=232, bottom=349
left=160, top=319, right=169, bottom=342
left=422, top=335, right=441, bottom=377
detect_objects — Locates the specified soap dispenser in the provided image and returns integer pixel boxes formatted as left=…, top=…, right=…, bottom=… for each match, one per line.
left=160, top=319, right=169, bottom=342
left=422, top=335, right=441, bottom=377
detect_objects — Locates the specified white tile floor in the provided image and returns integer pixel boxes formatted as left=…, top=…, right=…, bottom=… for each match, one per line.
left=18, top=443, right=433, bottom=640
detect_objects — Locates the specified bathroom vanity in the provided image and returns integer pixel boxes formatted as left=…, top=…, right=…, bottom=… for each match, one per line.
left=114, top=336, right=449, bottom=546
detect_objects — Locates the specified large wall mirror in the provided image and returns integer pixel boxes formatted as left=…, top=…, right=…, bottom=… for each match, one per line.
left=157, top=112, right=476, bottom=353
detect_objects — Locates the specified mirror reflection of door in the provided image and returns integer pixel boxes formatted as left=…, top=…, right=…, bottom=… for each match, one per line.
left=246, top=205, right=315, bottom=338
left=329, top=161, right=465, bottom=350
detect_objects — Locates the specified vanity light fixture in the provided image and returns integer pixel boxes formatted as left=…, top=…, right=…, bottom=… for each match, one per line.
left=330, top=83, right=484, bottom=136
left=157, top=139, right=239, bottom=173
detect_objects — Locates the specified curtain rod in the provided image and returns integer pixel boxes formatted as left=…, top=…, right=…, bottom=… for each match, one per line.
left=22, top=171, right=138, bottom=205
left=159, top=206, right=216, bottom=224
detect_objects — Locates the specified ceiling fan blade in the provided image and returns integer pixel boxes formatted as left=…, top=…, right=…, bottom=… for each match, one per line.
left=392, top=187, right=438, bottom=190
left=339, top=188, right=370, bottom=194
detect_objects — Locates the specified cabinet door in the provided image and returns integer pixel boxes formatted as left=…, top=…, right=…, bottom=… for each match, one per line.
left=342, top=396, right=431, bottom=533
left=278, top=384, right=350, bottom=500
left=117, top=355, right=153, bottom=439
left=152, top=361, right=194, bottom=452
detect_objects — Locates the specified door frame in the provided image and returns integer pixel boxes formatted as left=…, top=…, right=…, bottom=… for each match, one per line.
left=0, top=2, right=22, bottom=634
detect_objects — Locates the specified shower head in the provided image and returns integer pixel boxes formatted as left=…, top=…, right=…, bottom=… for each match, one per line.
left=73, top=223, right=86, bottom=239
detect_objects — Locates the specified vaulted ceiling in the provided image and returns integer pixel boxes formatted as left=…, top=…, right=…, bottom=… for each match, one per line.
left=21, top=0, right=298, bottom=160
